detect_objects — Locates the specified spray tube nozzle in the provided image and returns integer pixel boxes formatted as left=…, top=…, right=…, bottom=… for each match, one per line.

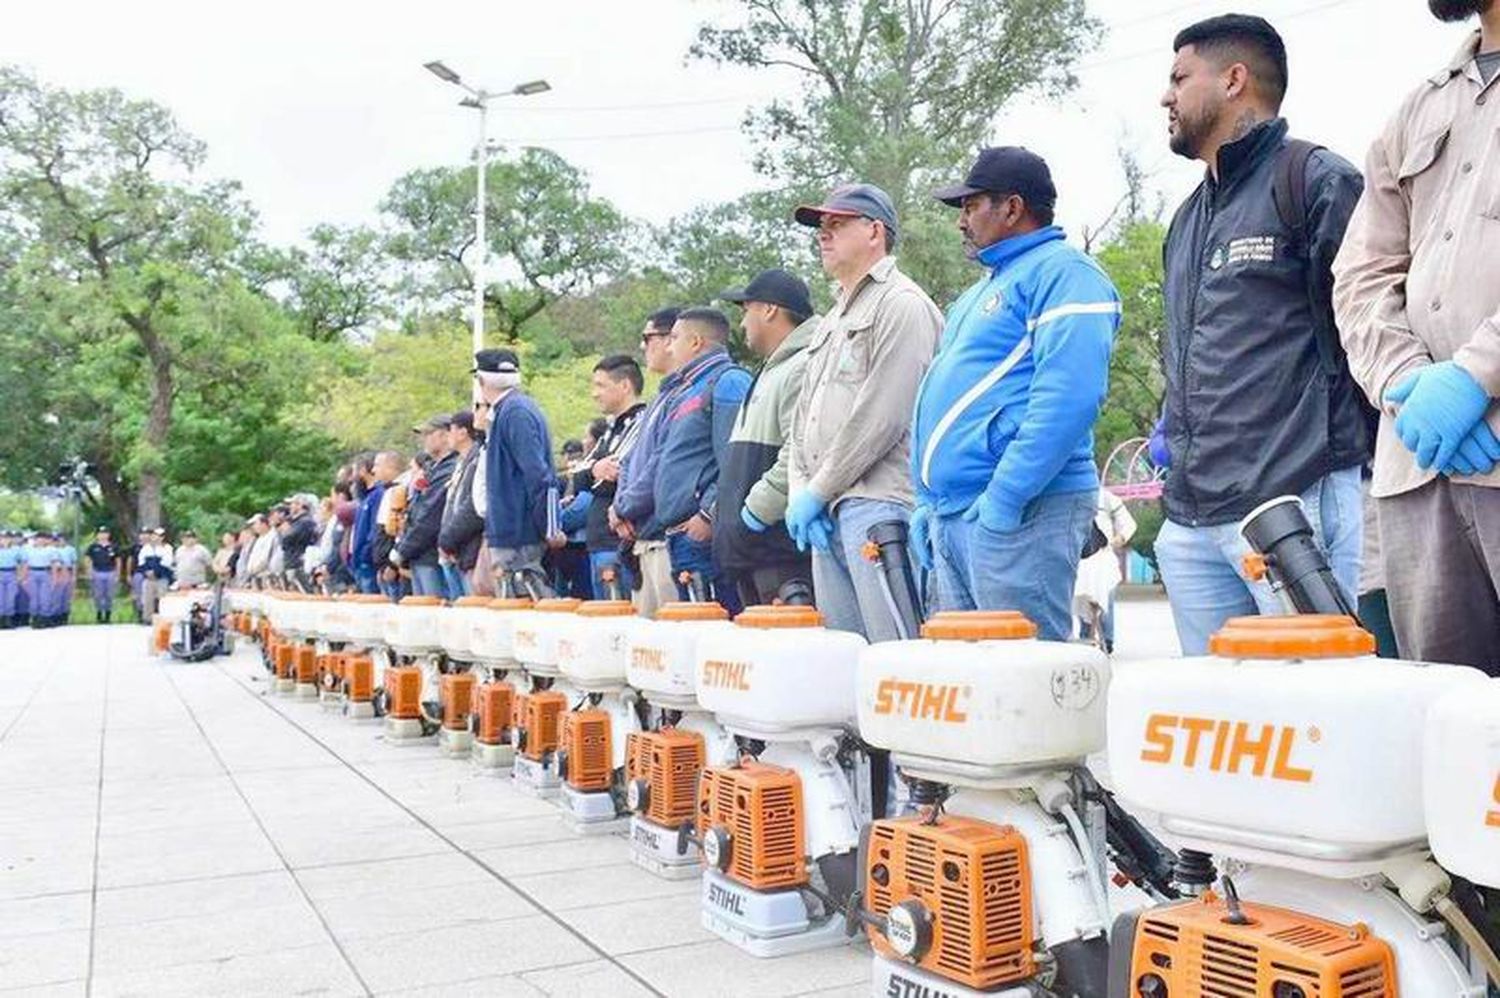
left=1239, top=496, right=1357, bottom=619
left=864, top=520, right=923, bottom=640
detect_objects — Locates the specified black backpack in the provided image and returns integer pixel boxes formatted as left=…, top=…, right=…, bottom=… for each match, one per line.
left=1272, top=140, right=1380, bottom=452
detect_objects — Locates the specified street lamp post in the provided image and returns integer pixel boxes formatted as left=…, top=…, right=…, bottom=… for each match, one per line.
left=423, top=61, right=550, bottom=365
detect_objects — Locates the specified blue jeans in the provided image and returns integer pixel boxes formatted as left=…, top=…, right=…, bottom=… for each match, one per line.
left=410, top=563, right=448, bottom=600
left=354, top=565, right=378, bottom=595
left=811, top=498, right=917, bottom=643
left=588, top=550, right=631, bottom=600
left=931, top=489, right=1098, bottom=643
left=441, top=563, right=470, bottom=598
left=667, top=533, right=741, bottom=614
left=1155, top=465, right=1362, bottom=656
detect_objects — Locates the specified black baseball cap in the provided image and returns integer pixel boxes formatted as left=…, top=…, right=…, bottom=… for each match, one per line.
left=719, top=268, right=814, bottom=321
left=794, top=183, right=899, bottom=244
left=932, top=147, right=1057, bottom=211
left=412, top=414, right=452, bottom=434
left=473, top=348, right=520, bottom=374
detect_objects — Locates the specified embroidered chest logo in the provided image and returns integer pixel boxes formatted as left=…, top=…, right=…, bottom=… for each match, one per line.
left=980, top=291, right=1004, bottom=315
left=1225, top=235, right=1277, bottom=266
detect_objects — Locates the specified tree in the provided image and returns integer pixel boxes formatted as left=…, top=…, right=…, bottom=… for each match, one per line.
left=692, top=0, right=1098, bottom=213
left=1092, top=219, right=1167, bottom=466
left=381, top=147, right=633, bottom=342
left=255, top=223, right=392, bottom=342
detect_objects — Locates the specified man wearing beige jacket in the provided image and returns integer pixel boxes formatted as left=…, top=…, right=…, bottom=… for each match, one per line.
left=1332, top=0, right=1500, bottom=673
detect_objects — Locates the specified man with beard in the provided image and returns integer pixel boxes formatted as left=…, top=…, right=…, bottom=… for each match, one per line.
left=1155, top=14, right=1370, bottom=654
left=1332, top=0, right=1500, bottom=673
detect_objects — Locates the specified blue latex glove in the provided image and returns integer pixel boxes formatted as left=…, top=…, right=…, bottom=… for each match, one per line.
left=1147, top=417, right=1171, bottom=469
left=1385, top=362, right=1493, bottom=471
left=785, top=491, right=830, bottom=553
left=1441, top=420, right=1500, bottom=477
left=741, top=506, right=769, bottom=533
left=963, top=492, right=1023, bottom=534
left=908, top=504, right=934, bottom=571
left=806, top=512, right=834, bottom=553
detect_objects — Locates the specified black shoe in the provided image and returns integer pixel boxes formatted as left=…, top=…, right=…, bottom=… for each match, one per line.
left=103, top=612, right=111, bottom=624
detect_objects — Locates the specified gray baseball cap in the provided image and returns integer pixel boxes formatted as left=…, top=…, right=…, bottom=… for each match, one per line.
left=793, top=183, right=899, bottom=245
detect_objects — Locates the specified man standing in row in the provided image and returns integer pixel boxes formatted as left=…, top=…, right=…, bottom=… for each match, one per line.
left=137, top=527, right=173, bottom=621
left=652, top=308, right=751, bottom=608
left=0, top=532, right=21, bottom=628
left=716, top=269, right=818, bottom=607
left=1155, top=14, right=1369, bottom=653
left=394, top=415, right=457, bottom=597
left=175, top=530, right=212, bottom=589
left=474, top=349, right=556, bottom=596
left=439, top=410, right=485, bottom=598
left=1333, top=0, right=1500, bottom=673
left=572, top=354, right=647, bottom=597
left=788, top=184, right=942, bottom=641
left=912, top=148, right=1121, bottom=642
left=612, top=308, right=685, bottom=616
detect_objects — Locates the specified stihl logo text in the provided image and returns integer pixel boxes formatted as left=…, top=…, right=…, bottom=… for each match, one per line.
left=706, top=880, right=746, bottom=916
left=1140, top=714, right=1314, bottom=783
left=631, top=647, right=666, bottom=672
left=701, top=659, right=751, bottom=691
left=873, top=679, right=969, bottom=723
left=885, top=973, right=958, bottom=998
left=1487, top=772, right=1500, bottom=829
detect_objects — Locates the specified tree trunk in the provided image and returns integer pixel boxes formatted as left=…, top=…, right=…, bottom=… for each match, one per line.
left=90, top=452, right=137, bottom=540
left=135, top=337, right=173, bottom=531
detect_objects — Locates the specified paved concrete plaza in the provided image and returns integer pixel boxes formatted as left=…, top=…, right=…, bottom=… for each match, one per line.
left=0, top=599, right=1180, bottom=997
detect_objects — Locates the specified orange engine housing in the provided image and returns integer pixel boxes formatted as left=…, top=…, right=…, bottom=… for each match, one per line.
left=517, top=690, right=567, bottom=762
left=1117, top=893, right=1398, bottom=998
left=562, top=709, right=614, bottom=792
left=440, top=672, right=477, bottom=731
left=697, top=761, right=805, bottom=890
left=345, top=655, right=374, bottom=702
left=475, top=681, right=514, bottom=745
left=272, top=641, right=295, bottom=678
left=625, top=728, right=705, bottom=828
left=316, top=653, right=344, bottom=690
left=152, top=617, right=172, bottom=653
left=293, top=645, right=318, bottom=684
left=385, top=666, right=423, bottom=720
left=864, top=815, right=1035, bottom=991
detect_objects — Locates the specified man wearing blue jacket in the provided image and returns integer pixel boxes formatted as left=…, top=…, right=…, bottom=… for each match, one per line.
left=476, top=348, right=557, bottom=595
left=911, top=148, right=1121, bottom=642
left=652, top=307, right=752, bottom=610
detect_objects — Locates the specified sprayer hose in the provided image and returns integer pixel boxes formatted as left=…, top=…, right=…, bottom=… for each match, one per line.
left=1434, top=894, right=1500, bottom=989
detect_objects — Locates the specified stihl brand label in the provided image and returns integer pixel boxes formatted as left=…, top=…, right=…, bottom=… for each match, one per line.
left=706, top=880, right=746, bottom=916
left=631, top=646, right=666, bottom=672
left=1487, top=772, right=1500, bottom=829
left=700, top=659, right=751, bottom=691
left=632, top=822, right=661, bottom=850
left=872, top=679, right=969, bottom=723
left=884, top=972, right=958, bottom=998
left=1139, top=713, right=1314, bottom=783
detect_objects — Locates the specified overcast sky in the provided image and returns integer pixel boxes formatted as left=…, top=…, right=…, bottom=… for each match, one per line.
left=0, top=0, right=1466, bottom=256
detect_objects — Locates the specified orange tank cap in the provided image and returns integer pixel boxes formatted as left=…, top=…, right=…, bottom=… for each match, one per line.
left=399, top=595, right=444, bottom=606
left=657, top=601, right=730, bottom=622
left=452, top=595, right=493, bottom=607
left=920, top=610, right=1037, bottom=641
left=576, top=599, right=636, bottom=617
left=735, top=604, right=824, bottom=629
left=535, top=597, right=584, bottom=613
left=1209, top=614, right=1376, bottom=660
left=487, top=597, right=534, bottom=610
left=344, top=593, right=389, bottom=604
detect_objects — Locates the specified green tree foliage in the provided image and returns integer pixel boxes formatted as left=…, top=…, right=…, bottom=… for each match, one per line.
left=381, top=148, right=633, bottom=342
left=1092, top=218, right=1167, bottom=466
left=255, top=223, right=392, bottom=341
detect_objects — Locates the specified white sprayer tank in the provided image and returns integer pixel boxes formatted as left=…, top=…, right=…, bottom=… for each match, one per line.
left=556, top=600, right=640, bottom=691
left=857, top=611, right=1108, bottom=779
left=468, top=597, right=534, bottom=672
left=694, top=605, right=866, bottom=737
left=341, top=594, right=391, bottom=647
left=1108, top=615, right=1489, bottom=866
left=439, top=596, right=492, bottom=662
left=512, top=597, right=583, bottom=678
left=627, top=602, right=734, bottom=709
left=382, top=595, right=445, bottom=657
left=1424, top=677, right=1500, bottom=889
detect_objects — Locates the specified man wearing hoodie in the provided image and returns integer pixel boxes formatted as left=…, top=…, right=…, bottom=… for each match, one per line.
left=911, top=148, right=1120, bottom=642
left=715, top=269, right=818, bottom=607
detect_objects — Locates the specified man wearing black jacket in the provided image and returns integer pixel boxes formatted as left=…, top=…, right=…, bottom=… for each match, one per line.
left=571, top=354, right=647, bottom=597
left=393, top=415, right=457, bottom=598
left=279, top=497, right=319, bottom=590
left=438, top=409, right=485, bottom=597
left=1155, top=14, right=1369, bottom=653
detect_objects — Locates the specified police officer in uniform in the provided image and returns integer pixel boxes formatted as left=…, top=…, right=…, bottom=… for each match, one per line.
left=84, top=528, right=120, bottom=623
left=0, top=532, right=20, bottom=628
left=23, top=533, right=54, bottom=628
left=56, top=533, right=76, bottom=625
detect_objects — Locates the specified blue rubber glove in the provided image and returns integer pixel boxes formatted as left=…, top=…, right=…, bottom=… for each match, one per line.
left=740, top=506, right=769, bottom=533
left=1441, top=420, right=1500, bottom=477
left=908, top=504, right=934, bottom=571
left=963, top=493, right=1023, bottom=534
left=785, top=491, right=829, bottom=553
left=1385, top=362, right=1493, bottom=471
left=806, top=512, right=834, bottom=553
left=1147, top=417, right=1171, bottom=469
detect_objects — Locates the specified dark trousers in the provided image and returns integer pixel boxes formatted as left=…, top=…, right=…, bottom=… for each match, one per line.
left=1377, top=479, right=1500, bottom=675
left=726, top=563, right=813, bottom=609
left=667, top=532, right=741, bottom=614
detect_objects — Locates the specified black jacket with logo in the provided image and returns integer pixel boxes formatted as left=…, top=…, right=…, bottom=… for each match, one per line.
left=571, top=402, right=647, bottom=552
left=397, top=451, right=457, bottom=567
left=1162, top=118, right=1370, bottom=526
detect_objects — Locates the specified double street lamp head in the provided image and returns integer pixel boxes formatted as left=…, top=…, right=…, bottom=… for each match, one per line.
left=423, top=60, right=462, bottom=85
left=423, top=60, right=550, bottom=102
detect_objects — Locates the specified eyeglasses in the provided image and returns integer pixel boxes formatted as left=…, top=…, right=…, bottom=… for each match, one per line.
left=639, top=331, right=671, bottom=347
left=816, top=215, right=872, bottom=240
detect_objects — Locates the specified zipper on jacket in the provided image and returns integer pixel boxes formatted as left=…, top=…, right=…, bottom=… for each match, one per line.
left=1177, top=192, right=1216, bottom=526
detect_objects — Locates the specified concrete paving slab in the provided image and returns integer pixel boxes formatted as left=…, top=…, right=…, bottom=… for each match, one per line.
left=338, top=915, right=596, bottom=992
left=0, top=893, right=91, bottom=939
left=89, top=942, right=367, bottom=997
left=554, top=893, right=715, bottom=956
left=619, top=938, right=872, bottom=998
left=310, top=877, right=538, bottom=941
left=92, top=870, right=302, bottom=928
left=91, top=899, right=329, bottom=975
left=440, top=815, right=579, bottom=852
left=0, top=927, right=91, bottom=990
left=473, top=831, right=632, bottom=878
left=518, top=959, right=661, bottom=998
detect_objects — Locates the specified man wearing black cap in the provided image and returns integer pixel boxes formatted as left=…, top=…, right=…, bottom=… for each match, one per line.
left=393, top=414, right=457, bottom=597
left=913, top=147, right=1121, bottom=642
left=715, top=269, right=819, bottom=606
left=438, top=409, right=485, bottom=597
left=473, top=349, right=557, bottom=595
left=788, top=183, right=942, bottom=642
